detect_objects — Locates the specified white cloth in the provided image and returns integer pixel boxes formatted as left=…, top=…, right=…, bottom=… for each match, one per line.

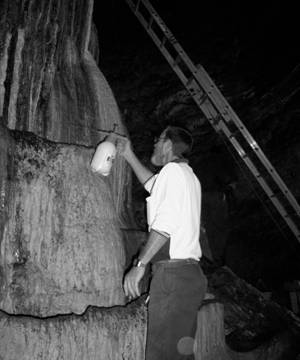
left=144, top=162, right=202, bottom=260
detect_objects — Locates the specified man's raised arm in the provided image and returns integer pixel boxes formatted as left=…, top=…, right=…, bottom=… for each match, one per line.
left=120, top=139, right=153, bottom=185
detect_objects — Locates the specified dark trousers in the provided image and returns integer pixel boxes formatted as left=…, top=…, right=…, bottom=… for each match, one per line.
left=145, top=259, right=207, bottom=360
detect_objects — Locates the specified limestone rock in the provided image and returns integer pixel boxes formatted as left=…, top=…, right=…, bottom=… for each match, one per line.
left=206, top=266, right=300, bottom=357
left=0, top=0, right=134, bottom=230
left=0, top=0, right=100, bottom=145
left=0, top=128, right=126, bottom=316
left=0, top=300, right=147, bottom=360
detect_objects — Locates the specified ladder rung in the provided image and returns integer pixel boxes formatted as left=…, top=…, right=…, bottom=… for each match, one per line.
left=211, top=116, right=222, bottom=127
left=188, top=88, right=202, bottom=97
left=147, top=16, right=154, bottom=29
left=174, top=54, right=181, bottom=66
left=160, top=36, right=167, bottom=48
left=194, top=93, right=208, bottom=106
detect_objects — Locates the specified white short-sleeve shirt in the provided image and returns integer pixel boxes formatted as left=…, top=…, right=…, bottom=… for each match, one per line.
left=144, top=161, right=202, bottom=260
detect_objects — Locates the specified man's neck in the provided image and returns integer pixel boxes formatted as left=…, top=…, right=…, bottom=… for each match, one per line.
left=163, top=153, right=179, bottom=165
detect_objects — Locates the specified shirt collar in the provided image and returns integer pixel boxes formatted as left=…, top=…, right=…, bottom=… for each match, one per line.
left=170, top=158, right=189, bottom=164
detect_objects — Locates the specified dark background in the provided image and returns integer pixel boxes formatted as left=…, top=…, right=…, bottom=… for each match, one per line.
left=91, top=0, right=300, bottom=296
left=93, top=0, right=299, bottom=85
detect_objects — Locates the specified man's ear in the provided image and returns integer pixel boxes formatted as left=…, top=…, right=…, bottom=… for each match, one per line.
left=163, top=139, right=173, bottom=154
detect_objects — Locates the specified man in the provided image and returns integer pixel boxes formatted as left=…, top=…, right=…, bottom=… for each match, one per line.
left=121, top=126, right=207, bottom=360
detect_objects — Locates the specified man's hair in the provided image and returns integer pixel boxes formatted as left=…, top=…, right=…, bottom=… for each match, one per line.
left=164, top=126, right=193, bottom=157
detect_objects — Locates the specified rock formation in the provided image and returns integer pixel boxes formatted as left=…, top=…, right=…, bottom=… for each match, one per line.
left=0, top=0, right=134, bottom=227
left=0, top=299, right=147, bottom=360
left=0, top=0, right=144, bottom=358
left=0, top=127, right=127, bottom=316
left=207, top=265, right=300, bottom=359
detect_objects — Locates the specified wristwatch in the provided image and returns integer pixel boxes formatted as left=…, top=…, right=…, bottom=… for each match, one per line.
left=134, top=258, right=146, bottom=268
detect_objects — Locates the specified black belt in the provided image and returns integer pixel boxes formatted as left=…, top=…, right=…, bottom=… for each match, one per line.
left=155, top=258, right=199, bottom=265
left=152, top=258, right=199, bottom=272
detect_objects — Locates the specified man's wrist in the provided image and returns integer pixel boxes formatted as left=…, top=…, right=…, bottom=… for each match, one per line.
left=133, top=258, right=147, bottom=268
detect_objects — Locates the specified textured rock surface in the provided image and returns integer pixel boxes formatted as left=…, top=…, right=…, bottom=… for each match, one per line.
left=0, top=0, right=98, bottom=144
left=0, top=300, right=147, bottom=360
left=0, top=1, right=144, bottom=357
left=0, top=0, right=134, bottom=228
left=0, top=128, right=126, bottom=316
left=206, top=266, right=300, bottom=358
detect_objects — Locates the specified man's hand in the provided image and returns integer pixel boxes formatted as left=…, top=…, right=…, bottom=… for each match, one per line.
left=117, top=138, right=133, bottom=161
left=116, top=136, right=153, bottom=185
left=123, top=266, right=145, bottom=299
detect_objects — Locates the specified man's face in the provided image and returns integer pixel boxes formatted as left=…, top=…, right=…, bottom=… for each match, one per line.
left=151, top=129, right=168, bottom=166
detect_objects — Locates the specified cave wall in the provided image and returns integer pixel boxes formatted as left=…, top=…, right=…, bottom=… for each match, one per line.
left=0, top=0, right=135, bottom=228
left=0, top=0, right=146, bottom=357
left=0, top=127, right=126, bottom=316
left=0, top=301, right=147, bottom=360
left=0, top=0, right=98, bottom=143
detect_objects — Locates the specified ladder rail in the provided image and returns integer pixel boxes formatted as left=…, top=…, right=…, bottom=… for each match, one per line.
left=219, top=122, right=300, bottom=232
left=183, top=74, right=300, bottom=240
left=125, top=0, right=300, bottom=241
left=192, top=65, right=300, bottom=216
left=196, top=100, right=300, bottom=240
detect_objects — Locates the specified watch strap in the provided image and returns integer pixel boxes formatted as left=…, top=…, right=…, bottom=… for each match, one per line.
left=133, top=258, right=146, bottom=267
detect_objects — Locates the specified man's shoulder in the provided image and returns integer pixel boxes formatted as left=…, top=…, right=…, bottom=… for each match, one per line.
left=158, top=162, right=187, bottom=184
left=161, top=162, right=183, bottom=175
left=163, top=161, right=193, bottom=174
left=162, top=162, right=200, bottom=185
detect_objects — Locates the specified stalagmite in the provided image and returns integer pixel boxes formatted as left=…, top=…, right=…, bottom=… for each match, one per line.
left=0, top=0, right=144, bottom=358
